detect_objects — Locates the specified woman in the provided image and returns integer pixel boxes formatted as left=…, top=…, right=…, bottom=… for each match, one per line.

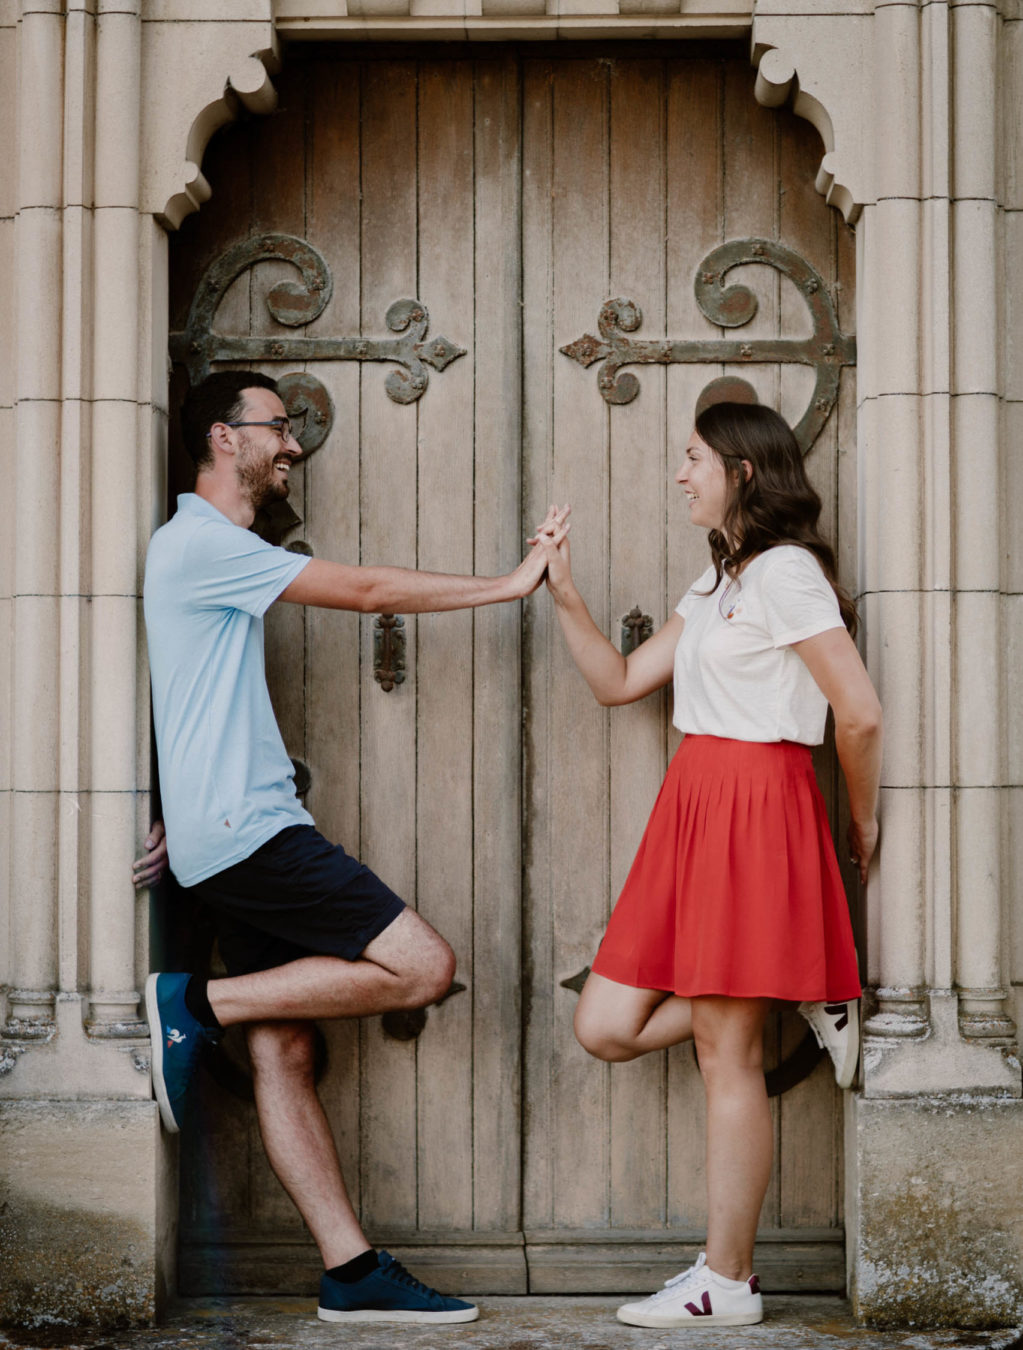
left=534, top=402, right=881, bottom=1329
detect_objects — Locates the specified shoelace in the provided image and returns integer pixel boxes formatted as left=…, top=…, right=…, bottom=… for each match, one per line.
left=655, top=1253, right=707, bottom=1297
left=383, top=1258, right=435, bottom=1296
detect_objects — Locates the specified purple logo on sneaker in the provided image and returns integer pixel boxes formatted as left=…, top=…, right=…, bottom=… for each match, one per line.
left=684, top=1291, right=713, bottom=1317
left=824, top=1002, right=849, bottom=1031
left=748, top=1275, right=760, bottom=1294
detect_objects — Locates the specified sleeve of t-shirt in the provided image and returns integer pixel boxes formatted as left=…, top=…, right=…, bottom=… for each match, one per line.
left=185, top=518, right=313, bottom=617
left=675, top=566, right=717, bottom=622
left=758, top=547, right=845, bottom=647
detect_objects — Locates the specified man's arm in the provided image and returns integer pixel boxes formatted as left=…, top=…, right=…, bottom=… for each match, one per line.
left=278, top=507, right=570, bottom=613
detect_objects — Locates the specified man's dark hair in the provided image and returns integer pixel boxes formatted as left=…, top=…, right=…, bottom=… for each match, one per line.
left=180, top=370, right=279, bottom=470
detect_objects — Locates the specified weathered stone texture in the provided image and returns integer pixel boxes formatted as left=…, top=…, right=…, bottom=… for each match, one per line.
left=848, top=1096, right=1023, bottom=1329
left=0, top=1101, right=173, bottom=1329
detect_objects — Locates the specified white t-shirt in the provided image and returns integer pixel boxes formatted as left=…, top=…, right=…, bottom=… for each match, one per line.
left=672, top=545, right=845, bottom=745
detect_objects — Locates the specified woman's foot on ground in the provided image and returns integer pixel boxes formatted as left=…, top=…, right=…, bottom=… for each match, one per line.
left=616, top=1252, right=763, bottom=1328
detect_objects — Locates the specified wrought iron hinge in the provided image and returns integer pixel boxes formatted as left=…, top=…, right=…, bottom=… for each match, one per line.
left=169, top=233, right=467, bottom=457
left=561, top=238, right=855, bottom=454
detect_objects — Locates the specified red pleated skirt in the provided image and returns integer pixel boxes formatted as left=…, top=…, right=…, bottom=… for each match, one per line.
left=591, top=735, right=861, bottom=1002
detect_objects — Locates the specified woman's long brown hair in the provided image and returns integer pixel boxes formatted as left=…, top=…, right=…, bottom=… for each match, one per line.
left=694, top=401, right=858, bottom=636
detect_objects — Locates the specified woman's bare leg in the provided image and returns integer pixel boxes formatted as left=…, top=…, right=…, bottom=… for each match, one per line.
left=691, top=995, right=773, bottom=1281
left=574, top=971, right=694, bottom=1061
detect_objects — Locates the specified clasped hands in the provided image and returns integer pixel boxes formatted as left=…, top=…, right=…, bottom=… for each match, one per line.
left=529, top=503, right=573, bottom=593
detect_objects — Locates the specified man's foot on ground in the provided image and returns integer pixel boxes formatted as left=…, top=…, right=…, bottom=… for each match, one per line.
left=317, top=1251, right=479, bottom=1324
left=144, top=972, right=217, bottom=1133
left=798, top=997, right=859, bottom=1088
left=616, top=1252, right=763, bottom=1328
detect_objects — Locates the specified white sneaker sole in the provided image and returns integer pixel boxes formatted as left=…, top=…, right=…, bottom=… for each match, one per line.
left=617, top=1306, right=763, bottom=1328
left=144, top=973, right=179, bottom=1135
left=317, top=1306, right=479, bottom=1324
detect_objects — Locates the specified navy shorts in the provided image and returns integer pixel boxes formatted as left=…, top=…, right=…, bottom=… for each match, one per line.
left=186, top=825, right=406, bottom=976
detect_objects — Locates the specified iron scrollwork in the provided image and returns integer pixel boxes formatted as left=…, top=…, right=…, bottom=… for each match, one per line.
left=169, top=233, right=467, bottom=454
left=560, top=238, right=856, bottom=454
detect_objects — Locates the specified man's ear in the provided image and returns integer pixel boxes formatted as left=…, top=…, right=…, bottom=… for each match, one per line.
left=207, top=422, right=236, bottom=457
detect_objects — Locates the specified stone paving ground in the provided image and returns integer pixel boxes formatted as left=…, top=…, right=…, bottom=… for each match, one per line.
left=2, top=1297, right=1021, bottom=1350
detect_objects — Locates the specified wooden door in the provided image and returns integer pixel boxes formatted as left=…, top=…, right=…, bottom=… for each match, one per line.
left=166, top=44, right=856, bottom=1296
left=519, top=54, right=857, bottom=1293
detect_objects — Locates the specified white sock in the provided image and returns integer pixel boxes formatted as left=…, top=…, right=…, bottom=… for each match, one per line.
left=708, top=1268, right=752, bottom=1290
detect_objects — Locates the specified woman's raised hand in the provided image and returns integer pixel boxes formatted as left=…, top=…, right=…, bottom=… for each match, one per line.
left=528, top=503, right=573, bottom=596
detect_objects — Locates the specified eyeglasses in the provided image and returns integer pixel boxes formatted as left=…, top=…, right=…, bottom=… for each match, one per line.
left=208, top=418, right=296, bottom=442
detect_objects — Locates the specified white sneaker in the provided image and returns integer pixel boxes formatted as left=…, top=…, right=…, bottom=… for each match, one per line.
left=616, top=1252, right=763, bottom=1328
left=798, top=998, right=859, bottom=1088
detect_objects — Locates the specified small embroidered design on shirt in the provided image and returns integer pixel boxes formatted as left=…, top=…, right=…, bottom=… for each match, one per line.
left=719, top=578, right=742, bottom=621
left=224, top=819, right=231, bottom=828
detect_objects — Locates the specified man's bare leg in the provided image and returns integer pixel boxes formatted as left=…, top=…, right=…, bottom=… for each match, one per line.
left=247, top=1020, right=369, bottom=1267
left=208, top=908, right=454, bottom=1028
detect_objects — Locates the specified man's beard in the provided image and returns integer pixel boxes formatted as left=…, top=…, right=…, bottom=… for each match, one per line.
left=236, top=433, right=290, bottom=510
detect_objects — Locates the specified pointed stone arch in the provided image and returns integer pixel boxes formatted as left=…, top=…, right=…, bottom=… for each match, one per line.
left=142, top=27, right=279, bottom=229
left=751, top=19, right=874, bottom=225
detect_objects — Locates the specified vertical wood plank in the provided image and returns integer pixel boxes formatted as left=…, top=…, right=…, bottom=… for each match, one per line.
left=414, top=54, right=476, bottom=1233
left=521, top=54, right=558, bottom=1234
left=358, top=56, right=421, bottom=1233
left=607, top=57, right=669, bottom=1231
left=237, top=89, right=314, bottom=1237
left=304, top=55, right=366, bottom=1221
left=664, top=55, right=723, bottom=1236
left=776, top=106, right=847, bottom=1235
left=720, top=58, right=784, bottom=1232
left=546, top=55, right=613, bottom=1230
left=471, top=51, right=525, bottom=1236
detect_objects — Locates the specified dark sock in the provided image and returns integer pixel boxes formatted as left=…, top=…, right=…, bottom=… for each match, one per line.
left=183, top=977, right=222, bottom=1033
left=326, top=1249, right=379, bottom=1283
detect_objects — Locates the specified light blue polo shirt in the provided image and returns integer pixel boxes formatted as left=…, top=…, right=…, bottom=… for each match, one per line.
left=144, top=493, right=314, bottom=887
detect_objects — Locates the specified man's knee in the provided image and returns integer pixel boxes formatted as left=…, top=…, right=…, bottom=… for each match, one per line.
left=247, top=1021, right=316, bottom=1083
left=364, top=909, right=457, bottom=1008
left=400, top=937, right=456, bottom=1009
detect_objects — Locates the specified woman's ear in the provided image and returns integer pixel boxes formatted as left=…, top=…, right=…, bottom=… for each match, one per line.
left=741, top=459, right=753, bottom=483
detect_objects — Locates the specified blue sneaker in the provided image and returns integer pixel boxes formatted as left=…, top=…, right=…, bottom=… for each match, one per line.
left=317, top=1251, right=479, bottom=1324
left=144, top=972, right=216, bottom=1133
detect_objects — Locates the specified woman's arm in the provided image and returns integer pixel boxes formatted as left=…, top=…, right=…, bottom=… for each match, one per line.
left=538, top=532, right=681, bottom=706
left=793, top=626, right=883, bottom=884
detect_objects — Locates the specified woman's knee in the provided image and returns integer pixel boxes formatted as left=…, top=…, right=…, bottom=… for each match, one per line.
left=691, top=999, right=769, bottom=1080
left=573, top=1004, right=640, bottom=1062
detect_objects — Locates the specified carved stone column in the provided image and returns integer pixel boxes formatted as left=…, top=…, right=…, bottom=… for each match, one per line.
left=6, top=0, right=64, bottom=1042
left=86, top=0, right=147, bottom=1036
left=0, top=0, right=167, bottom=1329
left=752, top=0, right=1022, bottom=1328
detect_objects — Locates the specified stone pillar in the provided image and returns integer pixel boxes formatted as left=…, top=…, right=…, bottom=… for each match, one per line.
left=7, top=0, right=63, bottom=1039
left=0, top=0, right=171, bottom=1329
left=752, top=0, right=1023, bottom=1328
left=87, top=0, right=146, bottom=1035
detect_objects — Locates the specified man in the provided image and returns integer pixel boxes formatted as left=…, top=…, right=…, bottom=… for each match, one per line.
left=134, top=369, right=568, bottom=1325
